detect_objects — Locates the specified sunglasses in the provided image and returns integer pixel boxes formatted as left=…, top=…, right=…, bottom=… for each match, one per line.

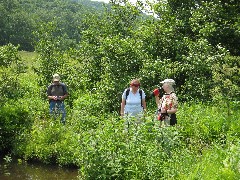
left=130, top=83, right=140, bottom=87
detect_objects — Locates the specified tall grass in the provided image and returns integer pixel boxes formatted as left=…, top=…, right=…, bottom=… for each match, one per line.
left=7, top=51, right=240, bottom=179
left=12, top=100, right=240, bottom=179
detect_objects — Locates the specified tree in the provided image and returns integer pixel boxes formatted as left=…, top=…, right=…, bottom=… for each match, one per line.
left=211, top=53, right=240, bottom=115
left=0, top=0, right=36, bottom=50
left=0, top=44, right=26, bottom=103
left=33, top=21, right=67, bottom=95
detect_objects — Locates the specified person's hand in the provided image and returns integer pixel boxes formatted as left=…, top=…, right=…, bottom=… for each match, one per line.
left=143, top=109, right=147, bottom=114
left=153, top=88, right=160, bottom=96
left=120, top=113, right=124, bottom=118
left=160, top=108, right=167, bottom=114
left=53, top=96, right=58, bottom=100
left=59, top=96, right=64, bottom=100
left=143, top=110, right=147, bottom=119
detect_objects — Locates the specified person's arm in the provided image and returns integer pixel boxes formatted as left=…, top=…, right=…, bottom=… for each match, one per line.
left=120, top=99, right=125, bottom=117
left=155, top=96, right=160, bottom=106
left=141, top=90, right=147, bottom=112
left=142, top=99, right=147, bottom=113
left=59, top=93, right=68, bottom=101
left=59, top=84, right=68, bottom=100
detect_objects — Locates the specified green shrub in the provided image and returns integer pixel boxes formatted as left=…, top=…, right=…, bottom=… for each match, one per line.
left=0, top=101, right=31, bottom=153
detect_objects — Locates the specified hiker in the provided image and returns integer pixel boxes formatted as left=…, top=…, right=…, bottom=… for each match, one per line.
left=47, top=74, right=68, bottom=124
left=120, top=79, right=147, bottom=128
left=155, top=79, right=178, bottom=127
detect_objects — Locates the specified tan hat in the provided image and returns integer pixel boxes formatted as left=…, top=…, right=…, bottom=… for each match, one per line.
left=53, top=74, right=60, bottom=81
left=160, top=79, right=175, bottom=85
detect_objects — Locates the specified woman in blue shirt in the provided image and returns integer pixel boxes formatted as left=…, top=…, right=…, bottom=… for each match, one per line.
left=120, top=79, right=146, bottom=128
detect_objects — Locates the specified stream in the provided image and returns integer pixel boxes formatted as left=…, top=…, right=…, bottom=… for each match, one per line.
left=0, top=156, right=79, bottom=180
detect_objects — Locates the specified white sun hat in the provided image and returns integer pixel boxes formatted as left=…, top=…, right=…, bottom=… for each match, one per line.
left=160, top=79, right=175, bottom=85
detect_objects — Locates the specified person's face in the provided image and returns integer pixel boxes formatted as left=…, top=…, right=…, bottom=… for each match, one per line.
left=162, top=83, right=168, bottom=92
left=130, top=81, right=140, bottom=89
left=53, top=80, right=60, bottom=85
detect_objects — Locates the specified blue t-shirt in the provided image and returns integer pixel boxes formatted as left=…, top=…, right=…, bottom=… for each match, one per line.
left=122, top=88, right=145, bottom=116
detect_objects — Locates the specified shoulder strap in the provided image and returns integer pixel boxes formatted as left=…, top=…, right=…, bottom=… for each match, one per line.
left=49, top=84, right=54, bottom=90
left=47, top=84, right=54, bottom=95
left=125, top=88, right=130, bottom=105
left=60, top=83, right=67, bottom=93
left=139, top=89, right=143, bottom=107
left=139, top=89, right=142, bottom=98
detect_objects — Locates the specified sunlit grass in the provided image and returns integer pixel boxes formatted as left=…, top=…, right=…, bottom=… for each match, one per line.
left=18, top=51, right=39, bottom=69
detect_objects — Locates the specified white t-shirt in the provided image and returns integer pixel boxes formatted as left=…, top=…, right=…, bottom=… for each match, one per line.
left=122, top=88, right=146, bottom=116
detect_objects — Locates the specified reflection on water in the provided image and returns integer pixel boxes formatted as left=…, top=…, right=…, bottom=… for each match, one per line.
left=0, top=157, right=79, bottom=180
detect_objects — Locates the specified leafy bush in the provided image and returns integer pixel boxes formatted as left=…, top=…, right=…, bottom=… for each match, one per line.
left=11, top=102, right=240, bottom=179
left=0, top=44, right=26, bottom=103
left=0, top=101, right=31, bottom=153
left=1, top=0, right=239, bottom=178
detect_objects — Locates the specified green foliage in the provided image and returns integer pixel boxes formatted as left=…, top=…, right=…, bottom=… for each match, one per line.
left=11, top=102, right=240, bottom=179
left=1, top=46, right=239, bottom=178
left=76, top=3, right=147, bottom=111
left=1, top=0, right=240, bottom=178
left=33, top=21, right=70, bottom=99
left=74, top=0, right=239, bottom=107
left=71, top=92, right=104, bottom=129
left=0, top=47, right=47, bottom=154
left=211, top=54, right=240, bottom=102
left=0, top=0, right=101, bottom=51
left=189, top=1, right=240, bottom=56
left=0, top=44, right=26, bottom=103
left=0, top=0, right=36, bottom=51
left=0, top=100, right=31, bottom=153
left=177, top=38, right=221, bottom=101
left=1, top=0, right=240, bottom=104
left=179, top=103, right=228, bottom=146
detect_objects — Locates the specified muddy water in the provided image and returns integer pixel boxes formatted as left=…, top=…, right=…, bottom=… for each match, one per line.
left=0, top=157, right=79, bottom=180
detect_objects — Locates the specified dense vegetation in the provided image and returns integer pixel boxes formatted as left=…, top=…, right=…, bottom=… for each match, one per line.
left=0, top=0, right=239, bottom=179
